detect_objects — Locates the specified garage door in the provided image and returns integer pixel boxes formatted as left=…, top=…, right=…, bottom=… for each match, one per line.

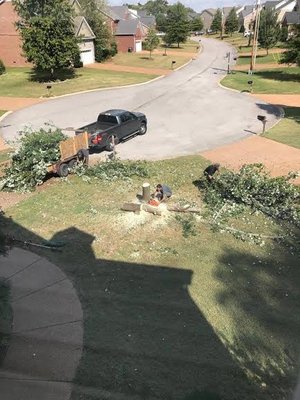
left=135, top=40, right=142, bottom=52
left=80, top=49, right=94, bottom=65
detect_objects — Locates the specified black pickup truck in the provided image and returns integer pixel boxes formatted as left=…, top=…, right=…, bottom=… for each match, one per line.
left=75, top=109, right=147, bottom=151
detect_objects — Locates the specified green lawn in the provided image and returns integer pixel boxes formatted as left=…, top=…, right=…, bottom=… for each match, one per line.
left=158, top=39, right=199, bottom=53
left=0, top=110, right=7, bottom=117
left=221, top=67, right=300, bottom=94
left=1, top=155, right=299, bottom=400
left=264, top=107, right=300, bottom=149
left=111, top=52, right=192, bottom=69
left=0, top=149, right=12, bottom=164
left=0, top=67, right=157, bottom=98
left=237, top=53, right=282, bottom=65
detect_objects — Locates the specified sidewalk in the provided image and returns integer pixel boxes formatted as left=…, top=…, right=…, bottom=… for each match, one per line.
left=201, top=135, right=300, bottom=184
left=251, top=94, right=300, bottom=107
left=0, top=247, right=83, bottom=400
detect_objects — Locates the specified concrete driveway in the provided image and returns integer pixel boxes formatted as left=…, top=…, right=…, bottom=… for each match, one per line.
left=0, top=38, right=281, bottom=160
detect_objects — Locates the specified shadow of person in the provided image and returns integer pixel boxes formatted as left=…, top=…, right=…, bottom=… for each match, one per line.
left=48, top=227, right=258, bottom=400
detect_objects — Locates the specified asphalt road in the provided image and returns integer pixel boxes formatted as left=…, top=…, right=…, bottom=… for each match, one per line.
left=0, top=38, right=281, bottom=160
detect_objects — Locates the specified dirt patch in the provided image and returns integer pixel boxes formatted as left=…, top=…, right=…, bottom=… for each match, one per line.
left=201, top=135, right=300, bottom=184
left=0, top=191, right=32, bottom=211
left=0, top=138, right=10, bottom=152
left=0, top=97, right=46, bottom=111
left=251, top=94, right=300, bottom=107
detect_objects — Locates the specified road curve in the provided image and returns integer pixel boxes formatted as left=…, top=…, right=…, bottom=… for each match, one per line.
left=0, top=38, right=281, bottom=160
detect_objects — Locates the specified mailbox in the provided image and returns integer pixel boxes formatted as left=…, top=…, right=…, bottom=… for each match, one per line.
left=257, top=115, right=267, bottom=122
left=248, top=80, right=253, bottom=85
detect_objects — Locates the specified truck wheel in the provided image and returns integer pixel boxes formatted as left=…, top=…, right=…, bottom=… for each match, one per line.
left=77, top=149, right=89, bottom=165
left=139, top=123, right=147, bottom=135
left=58, top=163, right=69, bottom=177
left=68, top=159, right=77, bottom=170
left=106, top=135, right=119, bottom=152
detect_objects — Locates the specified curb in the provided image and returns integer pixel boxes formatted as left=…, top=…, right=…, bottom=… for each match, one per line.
left=0, top=111, right=12, bottom=123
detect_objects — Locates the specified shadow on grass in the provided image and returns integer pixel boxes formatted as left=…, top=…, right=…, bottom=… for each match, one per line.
left=1, top=210, right=299, bottom=399
left=28, top=68, right=78, bottom=83
left=254, top=69, right=300, bottom=83
left=281, top=106, right=300, bottom=124
left=214, top=244, right=300, bottom=400
left=0, top=213, right=260, bottom=400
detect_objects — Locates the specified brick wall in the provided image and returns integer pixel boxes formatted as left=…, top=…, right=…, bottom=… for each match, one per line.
left=115, top=35, right=135, bottom=53
left=0, top=2, right=28, bottom=66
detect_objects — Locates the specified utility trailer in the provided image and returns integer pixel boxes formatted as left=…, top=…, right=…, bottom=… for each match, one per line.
left=47, top=131, right=89, bottom=177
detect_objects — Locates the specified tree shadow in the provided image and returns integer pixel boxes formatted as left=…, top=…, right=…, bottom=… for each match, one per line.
left=214, top=245, right=300, bottom=400
left=0, top=213, right=261, bottom=400
left=28, top=68, right=77, bottom=83
left=254, top=69, right=300, bottom=83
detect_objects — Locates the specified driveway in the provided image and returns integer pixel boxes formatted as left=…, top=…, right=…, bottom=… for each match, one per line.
left=0, top=38, right=281, bottom=160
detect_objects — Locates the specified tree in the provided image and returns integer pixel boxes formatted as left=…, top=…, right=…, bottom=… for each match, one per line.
left=13, top=0, right=80, bottom=79
left=80, top=0, right=116, bottom=62
left=164, top=2, right=190, bottom=48
left=280, top=26, right=300, bottom=66
left=144, top=0, right=169, bottom=17
left=156, top=12, right=168, bottom=32
left=210, top=9, right=222, bottom=33
left=143, top=27, right=160, bottom=59
left=225, top=8, right=238, bottom=36
left=190, top=16, right=204, bottom=32
left=258, top=7, right=280, bottom=55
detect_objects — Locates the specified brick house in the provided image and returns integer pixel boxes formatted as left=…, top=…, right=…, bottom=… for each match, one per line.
left=0, top=0, right=28, bottom=66
left=103, top=5, right=151, bottom=53
left=0, top=0, right=96, bottom=66
left=199, top=9, right=217, bottom=32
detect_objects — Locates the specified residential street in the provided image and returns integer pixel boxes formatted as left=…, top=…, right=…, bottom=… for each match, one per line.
left=0, top=38, right=281, bottom=160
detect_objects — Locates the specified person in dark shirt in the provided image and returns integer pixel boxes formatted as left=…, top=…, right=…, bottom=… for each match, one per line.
left=204, top=163, right=220, bottom=182
left=153, top=184, right=172, bottom=202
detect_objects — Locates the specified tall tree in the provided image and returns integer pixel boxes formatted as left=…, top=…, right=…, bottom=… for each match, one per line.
left=80, top=0, right=116, bottom=62
left=143, top=27, right=160, bottom=59
left=210, top=9, right=222, bottom=33
left=164, top=2, right=190, bottom=48
left=280, top=26, right=300, bottom=66
left=258, top=7, right=280, bottom=55
left=13, top=0, right=80, bottom=79
left=190, top=16, right=204, bottom=32
left=225, top=8, right=238, bottom=36
left=144, top=0, right=169, bottom=17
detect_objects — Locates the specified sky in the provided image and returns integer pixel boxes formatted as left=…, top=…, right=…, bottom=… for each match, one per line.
left=109, top=0, right=254, bottom=12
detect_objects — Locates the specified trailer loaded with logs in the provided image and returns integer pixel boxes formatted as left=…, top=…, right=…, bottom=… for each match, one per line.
left=47, top=131, right=89, bottom=177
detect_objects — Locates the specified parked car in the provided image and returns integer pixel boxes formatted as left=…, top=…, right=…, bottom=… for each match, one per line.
left=244, top=31, right=252, bottom=37
left=75, top=109, right=147, bottom=151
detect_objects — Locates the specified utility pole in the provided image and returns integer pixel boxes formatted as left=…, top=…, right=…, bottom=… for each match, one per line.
left=221, top=8, right=224, bottom=39
left=249, top=0, right=261, bottom=74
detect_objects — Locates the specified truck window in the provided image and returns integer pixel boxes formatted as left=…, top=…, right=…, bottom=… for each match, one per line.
left=121, top=112, right=135, bottom=123
left=98, top=114, right=118, bottom=124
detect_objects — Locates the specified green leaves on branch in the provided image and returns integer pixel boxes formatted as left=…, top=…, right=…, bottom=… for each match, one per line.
left=203, top=164, right=300, bottom=226
left=280, top=26, right=300, bottom=66
left=258, top=8, right=280, bottom=55
left=164, top=2, right=190, bottom=47
left=143, top=28, right=160, bottom=59
left=2, top=128, right=66, bottom=192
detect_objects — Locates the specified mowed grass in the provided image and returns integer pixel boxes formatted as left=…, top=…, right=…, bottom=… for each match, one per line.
left=264, top=107, right=300, bottom=148
left=158, top=39, right=200, bottom=53
left=0, top=110, right=7, bottom=117
left=0, top=67, right=157, bottom=98
left=221, top=67, right=300, bottom=94
left=0, top=149, right=12, bottom=163
left=2, top=155, right=299, bottom=400
left=111, top=52, right=192, bottom=69
left=237, top=53, right=282, bottom=65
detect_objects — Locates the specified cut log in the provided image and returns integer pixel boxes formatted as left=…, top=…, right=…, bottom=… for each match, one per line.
left=167, top=205, right=201, bottom=213
left=121, top=203, right=142, bottom=212
left=142, top=204, right=162, bottom=216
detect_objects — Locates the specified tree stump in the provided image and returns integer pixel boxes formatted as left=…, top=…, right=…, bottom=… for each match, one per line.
left=142, top=182, right=151, bottom=202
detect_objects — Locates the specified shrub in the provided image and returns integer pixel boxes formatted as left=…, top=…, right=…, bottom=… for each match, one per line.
left=2, top=127, right=66, bottom=192
left=0, top=59, right=6, bottom=75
